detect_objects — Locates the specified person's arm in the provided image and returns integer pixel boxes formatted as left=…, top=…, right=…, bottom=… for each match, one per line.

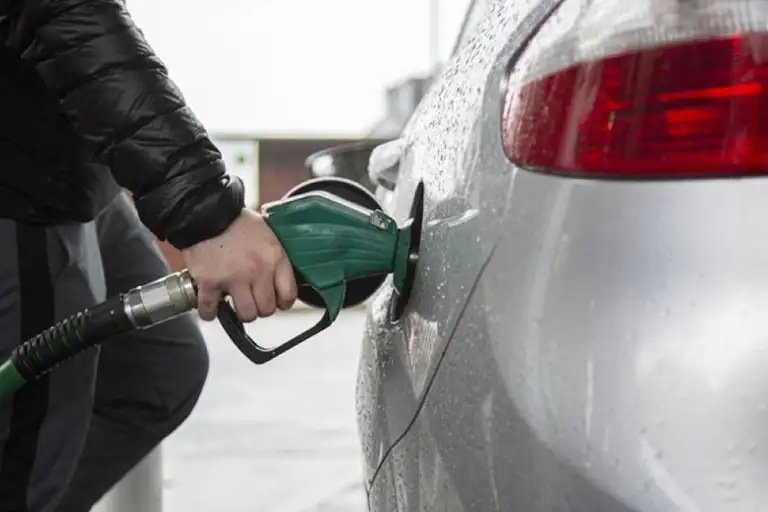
left=3, top=0, right=241, bottom=250
left=3, top=0, right=297, bottom=321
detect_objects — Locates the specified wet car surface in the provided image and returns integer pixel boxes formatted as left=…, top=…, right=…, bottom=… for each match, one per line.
left=355, top=0, right=768, bottom=510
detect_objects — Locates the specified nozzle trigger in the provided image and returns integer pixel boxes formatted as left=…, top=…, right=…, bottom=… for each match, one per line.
left=216, top=276, right=346, bottom=364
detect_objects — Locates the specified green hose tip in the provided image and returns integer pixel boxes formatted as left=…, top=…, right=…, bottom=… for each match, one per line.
left=0, top=360, right=28, bottom=403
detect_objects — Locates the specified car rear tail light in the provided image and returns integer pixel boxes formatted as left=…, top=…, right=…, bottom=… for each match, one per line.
left=501, top=0, right=768, bottom=178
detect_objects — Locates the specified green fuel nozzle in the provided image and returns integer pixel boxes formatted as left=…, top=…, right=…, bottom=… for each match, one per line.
left=217, top=178, right=423, bottom=364
left=0, top=178, right=423, bottom=402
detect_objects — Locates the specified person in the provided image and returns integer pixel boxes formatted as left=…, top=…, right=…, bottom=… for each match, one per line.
left=0, top=1, right=298, bottom=510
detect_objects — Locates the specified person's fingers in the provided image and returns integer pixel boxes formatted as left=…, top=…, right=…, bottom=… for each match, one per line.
left=274, top=258, right=297, bottom=311
left=229, top=283, right=259, bottom=322
left=196, top=285, right=222, bottom=321
left=253, top=274, right=277, bottom=317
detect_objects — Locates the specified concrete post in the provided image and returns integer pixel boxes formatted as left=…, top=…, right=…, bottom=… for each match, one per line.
left=92, top=448, right=163, bottom=512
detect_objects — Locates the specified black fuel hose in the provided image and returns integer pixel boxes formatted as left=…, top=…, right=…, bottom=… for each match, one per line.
left=0, top=271, right=197, bottom=401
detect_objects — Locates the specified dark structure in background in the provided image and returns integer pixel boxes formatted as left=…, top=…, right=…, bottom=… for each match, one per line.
left=258, top=137, right=389, bottom=204
left=305, top=139, right=388, bottom=193
left=367, top=75, right=433, bottom=138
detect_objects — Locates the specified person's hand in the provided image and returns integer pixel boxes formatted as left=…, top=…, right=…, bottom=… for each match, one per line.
left=181, top=209, right=298, bottom=321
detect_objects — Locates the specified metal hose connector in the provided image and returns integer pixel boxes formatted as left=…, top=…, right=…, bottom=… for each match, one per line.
left=122, top=270, right=197, bottom=328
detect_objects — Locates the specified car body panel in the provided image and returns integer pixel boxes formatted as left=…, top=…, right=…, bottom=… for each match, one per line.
left=357, top=0, right=768, bottom=510
left=355, top=0, right=556, bottom=483
left=366, top=254, right=637, bottom=512
left=363, top=165, right=768, bottom=511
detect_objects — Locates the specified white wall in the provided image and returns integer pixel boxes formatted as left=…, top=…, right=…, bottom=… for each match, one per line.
left=127, top=0, right=473, bottom=136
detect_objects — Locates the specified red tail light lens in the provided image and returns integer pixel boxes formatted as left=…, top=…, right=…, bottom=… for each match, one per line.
left=502, top=2, right=768, bottom=178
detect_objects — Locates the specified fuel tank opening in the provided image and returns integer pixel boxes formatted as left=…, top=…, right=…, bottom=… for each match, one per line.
left=281, top=177, right=388, bottom=309
left=389, top=180, right=424, bottom=322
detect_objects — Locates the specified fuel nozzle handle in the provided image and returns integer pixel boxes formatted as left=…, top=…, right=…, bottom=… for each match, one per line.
left=216, top=189, right=413, bottom=364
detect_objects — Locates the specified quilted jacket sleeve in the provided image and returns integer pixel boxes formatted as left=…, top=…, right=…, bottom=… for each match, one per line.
left=3, top=0, right=244, bottom=249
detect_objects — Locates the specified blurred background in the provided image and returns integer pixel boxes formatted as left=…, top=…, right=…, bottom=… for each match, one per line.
left=102, top=1, right=479, bottom=510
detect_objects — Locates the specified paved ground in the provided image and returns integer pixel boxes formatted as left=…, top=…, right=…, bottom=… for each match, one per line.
left=161, top=308, right=368, bottom=512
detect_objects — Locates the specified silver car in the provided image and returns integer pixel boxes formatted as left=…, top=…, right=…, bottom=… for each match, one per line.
left=356, top=0, right=768, bottom=510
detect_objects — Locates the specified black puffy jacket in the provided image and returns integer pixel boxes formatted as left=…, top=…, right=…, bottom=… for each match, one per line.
left=0, top=0, right=244, bottom=249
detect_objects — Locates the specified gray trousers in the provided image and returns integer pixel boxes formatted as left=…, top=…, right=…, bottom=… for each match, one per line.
left=0, top=192, right=209, bottom=511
